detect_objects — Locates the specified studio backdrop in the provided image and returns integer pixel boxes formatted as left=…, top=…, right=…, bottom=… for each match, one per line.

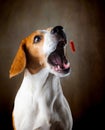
left=0, top=0, right=105, bottom=129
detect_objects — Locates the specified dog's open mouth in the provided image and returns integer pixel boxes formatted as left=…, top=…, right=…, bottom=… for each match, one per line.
left=48, top=41, right=70, bottom=74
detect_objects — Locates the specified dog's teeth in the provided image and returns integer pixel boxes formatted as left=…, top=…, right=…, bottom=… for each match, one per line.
left=54, top=66, right=58, bottom=71
left=57, top=65, right=60, bottom=69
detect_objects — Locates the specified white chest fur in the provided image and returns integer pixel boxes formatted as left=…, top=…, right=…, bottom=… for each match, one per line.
left=13, top=68, right=73, bottom=130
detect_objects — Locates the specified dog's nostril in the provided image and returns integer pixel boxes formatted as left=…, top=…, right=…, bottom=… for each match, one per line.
left=51, top=26, right=63, bottom=34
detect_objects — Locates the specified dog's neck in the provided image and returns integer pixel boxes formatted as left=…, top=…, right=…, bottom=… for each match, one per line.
left=21, top=68, right=63, bottom=96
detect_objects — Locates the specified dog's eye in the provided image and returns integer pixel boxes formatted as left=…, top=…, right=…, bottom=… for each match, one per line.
left=34, top=36, right=41, bottom=43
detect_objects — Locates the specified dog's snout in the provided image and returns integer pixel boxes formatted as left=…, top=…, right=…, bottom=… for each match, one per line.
left=51, top=26, right=67, bottom=43
left=51, top=26, right=63, bottom=34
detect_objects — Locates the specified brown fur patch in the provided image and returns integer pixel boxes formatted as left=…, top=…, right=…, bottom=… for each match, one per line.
left=12, top=113, right=16, bottom=130
left=9, top=30, right=47, bottom=77
left=9, top=40, right=26, bottom=78
left=24, top=31, right=46, bottom=74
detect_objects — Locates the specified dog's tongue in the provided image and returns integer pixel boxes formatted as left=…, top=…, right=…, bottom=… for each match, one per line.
left=53, top=62, right=69, bottom=72
left=53, top=54, right=70, bottom=71
left=63, top=62, right=70, bottom=69
left=48, top=51, right=69, bottom=71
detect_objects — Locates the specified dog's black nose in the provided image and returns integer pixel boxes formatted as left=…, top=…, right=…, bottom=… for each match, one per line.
left=51, top=26, right=63, bottom=34
left=51, top=26, right=66, bottom=43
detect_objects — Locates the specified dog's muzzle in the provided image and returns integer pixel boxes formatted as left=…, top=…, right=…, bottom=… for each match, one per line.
left=48, top=26, right=70, bottom=75
left=51, top=26, right=67, bottom=43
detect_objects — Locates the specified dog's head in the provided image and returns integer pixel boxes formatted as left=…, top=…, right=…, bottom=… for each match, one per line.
left=9, top=26, right=70, bottom=78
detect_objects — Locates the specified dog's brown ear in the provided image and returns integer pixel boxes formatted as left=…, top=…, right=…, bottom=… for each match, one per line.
left=9, top=40, right=26, bottom=78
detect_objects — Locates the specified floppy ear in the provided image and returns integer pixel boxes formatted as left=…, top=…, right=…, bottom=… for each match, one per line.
left=9, top=40, right=26, bottom=78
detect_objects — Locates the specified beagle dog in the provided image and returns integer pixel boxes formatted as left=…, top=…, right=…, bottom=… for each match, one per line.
left=10, top=26, right=73, bottom=130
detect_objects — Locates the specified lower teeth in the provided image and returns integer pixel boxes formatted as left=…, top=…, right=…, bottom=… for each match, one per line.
left=53, top=65, right=61, bottom=71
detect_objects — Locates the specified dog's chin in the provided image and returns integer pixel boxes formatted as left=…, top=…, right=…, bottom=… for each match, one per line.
left=47, top=41, right=70, bottom=77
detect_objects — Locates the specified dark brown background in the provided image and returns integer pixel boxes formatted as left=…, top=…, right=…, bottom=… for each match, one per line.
left=0, top=0, right=105, bottom=129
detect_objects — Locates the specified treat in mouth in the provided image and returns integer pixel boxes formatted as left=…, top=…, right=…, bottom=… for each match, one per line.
left=48, top=40, right=70, bottom=74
